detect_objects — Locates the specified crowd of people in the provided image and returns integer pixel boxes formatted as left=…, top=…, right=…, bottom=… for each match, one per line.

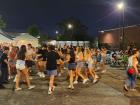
left=0, top=43, right=139, bottom=95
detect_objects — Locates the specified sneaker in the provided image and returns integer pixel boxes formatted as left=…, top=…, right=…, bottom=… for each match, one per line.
left=101, top=70, right=106, bottom=73
left=130, top=89, right=137, bottom=91
left=8, top=76, right=11, bottom=80
left=97, top=67, right=100, bottom=70
left=71, top=86, right=74, bottom=90
left=68, top=85, right=72, bottom=89
left=68, top=85, right=74, bottom=90
left=73, top=81, right=78, bottom=84
left=42, top=74, right=46, bottom=78
left=48, top=90, right=52, bottom=95
left=13, top=75, right=17, bottom=82
left=9, top=76, right=14, bottom=79
left=28, top=85, right=35, bottom=90
left=58, top=73, right=61, bottom=77
left=15, top=87, right=22, bottom=91
left=41, top=73, right=45, bottom=78
left=11, top=76, right=14, bottom=79
left=83, top=79, right=89, bottom=84
left=95, top=75, right=99, bottom=79
left=37, top=72, right=41, bottom=76
left=93, top=79, right=98, bottom=83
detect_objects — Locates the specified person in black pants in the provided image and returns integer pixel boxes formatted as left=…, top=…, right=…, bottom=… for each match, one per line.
left=0, top=66, right=5, bottom=89
left=0, top=46, right=9, bottom=89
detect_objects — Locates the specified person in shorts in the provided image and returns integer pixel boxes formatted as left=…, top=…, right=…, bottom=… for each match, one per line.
left=26, top=44, right=34, bottom=70
left=46, top=45, right=60, bottom=95
left=74, top=47, right=88, bottom=84
left=36, top=45, right=47, bottom=78
left=15, top=45, right=35, bottom=91
left=65, top=47, right=76, bottom=90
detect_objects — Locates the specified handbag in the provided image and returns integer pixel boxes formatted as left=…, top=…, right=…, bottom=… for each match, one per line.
left=127, top=67, right=135, bottom=75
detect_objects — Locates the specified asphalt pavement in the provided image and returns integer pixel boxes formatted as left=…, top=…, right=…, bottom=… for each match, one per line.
left=0, top=65, right=140, bottom=105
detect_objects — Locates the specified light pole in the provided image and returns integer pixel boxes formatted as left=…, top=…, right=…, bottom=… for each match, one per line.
left=67, top=23, right=73, bottom=40
left=117, top=2, right=125, bottom=49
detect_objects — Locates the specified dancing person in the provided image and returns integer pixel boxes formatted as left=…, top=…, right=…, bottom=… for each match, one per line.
left=0, top=46, right=9, bottom=83
left=0, top=47, right=9, bottom=89
left=15, top=45, right=35, bottom=91
left=46, top=45, right=60, bottom=95
left=36, top=45, right=47, bottom=78
left=26, top=44, right=34, bottom=79
left=74, top=47, right=88, bottom=84
left=8, top=46, right=17, bottom=79
left=124, top=49, right=139, bottom=91
left=66, top=47, right=76, bottom=89
left=56, top=48, right=64, bottom=76
left=86, top=49, right=98, bottom=83
left=101, top=48, right=107, bottom=73
left=96, top=50, right=102, bottom=70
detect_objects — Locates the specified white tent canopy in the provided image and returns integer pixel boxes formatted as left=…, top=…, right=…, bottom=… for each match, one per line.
left=0, top=33, right=12, bottom=43
left=66, top=41, right=72, bottom=46
left=50, top=41, right=89, bottom=47
left=84, top=41, right=90, bottom=47
left=58, top=41, right=65, bottom=47
left=13, top=33, right=39, bottom=47
left=72, top=41, right=78, bottom=46
left=78, top=41, right=84, bottom=46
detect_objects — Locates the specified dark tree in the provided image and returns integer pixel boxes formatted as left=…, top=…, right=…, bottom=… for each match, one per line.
left=27, top=25, right=39, bottom=37
left=0, top=15, right=6, bottom=29
left=57, top=17, right=90, bottom=41
left=38, top=34, right=49, bottom=43
left=56, top=34, right=70, bottom=41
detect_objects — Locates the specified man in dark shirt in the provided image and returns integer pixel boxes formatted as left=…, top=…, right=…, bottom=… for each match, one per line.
left=36, top=46, right=48, bottom=78
left=46, top=45, right=60, bottom=95
left=0, top=47, right=9, bottom=89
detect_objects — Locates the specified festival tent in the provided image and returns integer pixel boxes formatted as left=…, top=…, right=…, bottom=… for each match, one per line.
left=84, top=41, right=90, bottom=47
left=72, top=41, right=78, bottom=46
left=0, top=33, right=12, bottom=43
left=66, top=41, right=72, bottom=46
left=13, top=33, right=39, bottom=47
left=58, top=41, right=66, bottom=47
left=78, top=41, right=84, bottom=46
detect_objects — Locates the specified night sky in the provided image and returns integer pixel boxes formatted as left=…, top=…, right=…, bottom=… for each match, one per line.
left=0, top=0, right=140, bottom=37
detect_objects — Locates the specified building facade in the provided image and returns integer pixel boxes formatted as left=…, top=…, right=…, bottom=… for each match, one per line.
left=99, top=25, right=140, bottom=49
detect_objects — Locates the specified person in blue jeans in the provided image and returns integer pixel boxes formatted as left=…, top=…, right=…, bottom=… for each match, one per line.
left=0, top=53, right=4, bottom=88
left=128, top=74, right=136, bottom=89
left=124, top=49, right=139, bottom=91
